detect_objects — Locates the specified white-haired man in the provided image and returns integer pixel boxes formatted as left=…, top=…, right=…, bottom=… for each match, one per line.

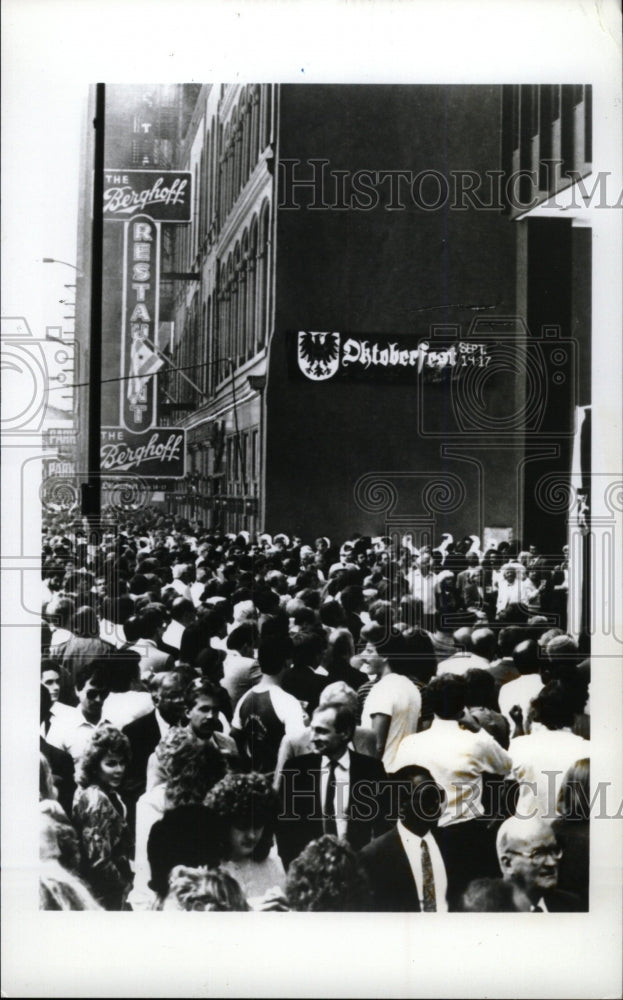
left=495, top=816, right=582, bottom=911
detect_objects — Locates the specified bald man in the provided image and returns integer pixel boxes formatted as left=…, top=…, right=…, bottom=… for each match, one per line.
left=496, top=816, right=582, bottom=912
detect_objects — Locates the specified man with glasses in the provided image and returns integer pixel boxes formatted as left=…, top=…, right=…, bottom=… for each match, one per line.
left=122, top=672, right=187, bottom=802
left=46, top=659, right=111, bottom=770
left=495, top=816, right=582, bottom=911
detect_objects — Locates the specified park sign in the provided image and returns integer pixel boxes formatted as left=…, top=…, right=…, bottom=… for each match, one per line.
left=43, top=428, right=77, bottom=450
left=103, top=170, right=192, bottom=222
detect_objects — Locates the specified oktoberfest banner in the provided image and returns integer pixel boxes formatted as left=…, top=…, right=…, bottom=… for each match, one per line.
left=290, top=330, right=493, bottom=383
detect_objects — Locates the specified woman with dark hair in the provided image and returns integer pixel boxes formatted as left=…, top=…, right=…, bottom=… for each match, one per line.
left=58, top=605, right=115, bottom=705
left=205, top=771, right=286, bottom=907
left=147, top=804, right=225, bottom=906
left=286, top=835, right=371, bottom=911
left=72, top=724, right=133, bottom=909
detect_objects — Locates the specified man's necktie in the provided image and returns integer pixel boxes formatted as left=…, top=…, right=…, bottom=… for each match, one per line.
left=324, top=760, right=338, bottom=836
left=420, top=839, right=436, bottom=912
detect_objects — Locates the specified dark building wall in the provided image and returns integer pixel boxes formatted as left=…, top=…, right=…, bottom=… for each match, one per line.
left=520, top=217, right=590, bottom=556
left=264, top=85, right=521, bottom=540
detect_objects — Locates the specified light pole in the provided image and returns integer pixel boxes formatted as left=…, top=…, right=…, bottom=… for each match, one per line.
left=42, top=258, right=83, bottom=276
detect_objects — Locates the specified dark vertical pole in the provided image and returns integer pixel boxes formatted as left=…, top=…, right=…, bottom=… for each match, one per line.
left=82, top=82, right=105, bottom=519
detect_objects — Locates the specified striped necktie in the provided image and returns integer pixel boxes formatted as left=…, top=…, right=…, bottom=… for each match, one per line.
left=420, top=839, right=436, bottom=912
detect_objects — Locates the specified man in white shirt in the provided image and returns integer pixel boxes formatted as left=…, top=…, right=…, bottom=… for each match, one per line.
left=509, top=680, right=588, bottom=820
left=277, top=701, right=388, bottom=868
left=498, top=639, right=544, bottom=733
left=361, top=638, right=421, bottom=772
left=394, top=673, right=512, bottom=905
left=46, top=660, right=111, bottom=767
left=359, top=763, right=448, bottom=911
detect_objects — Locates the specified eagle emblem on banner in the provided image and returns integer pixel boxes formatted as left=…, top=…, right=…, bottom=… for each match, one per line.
left=297, top=331, right=340, bottom=380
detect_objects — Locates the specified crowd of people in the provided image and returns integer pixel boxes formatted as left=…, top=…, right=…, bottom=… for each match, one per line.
left=39, top=508, right=590, bottom=912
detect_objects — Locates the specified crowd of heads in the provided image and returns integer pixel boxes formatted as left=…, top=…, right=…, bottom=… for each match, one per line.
left=39, top=509, right=589, bottom=911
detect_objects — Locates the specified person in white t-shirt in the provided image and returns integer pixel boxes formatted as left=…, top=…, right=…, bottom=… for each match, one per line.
left=509, top=680, right=588, bottom=820
left=361, top=639, right=422, bottom=773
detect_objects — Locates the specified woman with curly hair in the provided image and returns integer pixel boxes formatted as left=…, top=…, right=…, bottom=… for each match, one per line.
left=286, top=834, right=372, bottom=911
left=161, top=864, right=249, bottom=912
left=205, top=771, right=286, bottom=907
left=72, top=724, right=133, bottom=910
left=40, top=805, right=102, bottom=911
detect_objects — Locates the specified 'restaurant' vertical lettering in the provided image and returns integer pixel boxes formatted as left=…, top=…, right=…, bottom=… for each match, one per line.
left=121, top=214, right=160, bottom=430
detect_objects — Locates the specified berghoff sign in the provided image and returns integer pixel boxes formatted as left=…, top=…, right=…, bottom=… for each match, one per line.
left=293, top=331, right=492, bottom=382
left=101, top=428, right=186, bottom=478
left=103, top=170, right=192, bottom=222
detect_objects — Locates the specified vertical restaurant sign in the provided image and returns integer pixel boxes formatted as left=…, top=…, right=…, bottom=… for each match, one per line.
left=121, top=215, right=161, bottom=431
left=103, top=170, right=192, bottom=222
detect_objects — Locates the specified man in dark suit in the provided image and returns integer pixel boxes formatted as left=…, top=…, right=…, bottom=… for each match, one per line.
left=277, top=702, right=388, bottom=868
left=495, top=815, right=583, bottom=912
left=359, top=764, right=449, bottom=912
left=122, top=671, right=186, bottom=802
